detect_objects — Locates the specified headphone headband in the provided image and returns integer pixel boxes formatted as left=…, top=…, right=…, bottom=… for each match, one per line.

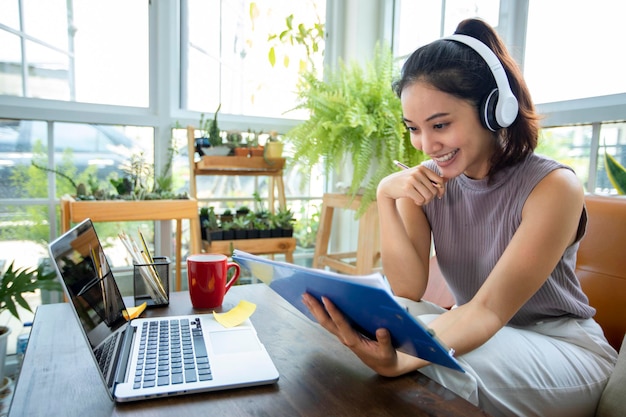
left=444, top=34, right=519, bottom=130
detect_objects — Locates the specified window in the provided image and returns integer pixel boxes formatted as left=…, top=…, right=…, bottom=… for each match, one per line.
left=183, top=0, right=326, bottom=118
left=525, top=0, right=626, bottom=104
left=0, top=119, right=151, bottom=199
left=0, top=0, right=149, bottom=106
left=536, top=125, right=594, bottom=191
left=394, top=0, right=499, bottom=58
left=537, top=122, right=626, bottom=195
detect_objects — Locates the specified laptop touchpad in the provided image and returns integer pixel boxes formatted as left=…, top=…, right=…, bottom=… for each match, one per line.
left=210, top=330, right=262, bottom=354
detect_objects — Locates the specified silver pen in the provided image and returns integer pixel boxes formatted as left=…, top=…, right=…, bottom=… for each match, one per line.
left=393, top=160, right=442, bottom=188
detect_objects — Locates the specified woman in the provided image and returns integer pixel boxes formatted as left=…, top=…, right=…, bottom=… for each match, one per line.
left=302, top=18, right=617, bottom=416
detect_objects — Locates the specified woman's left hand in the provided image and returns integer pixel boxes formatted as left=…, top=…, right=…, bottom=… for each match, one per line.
left=301, top=293, right=410, bottom=376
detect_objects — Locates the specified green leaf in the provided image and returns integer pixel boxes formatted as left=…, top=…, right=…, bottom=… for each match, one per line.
left=268, top=47, right=276, bottom=67
left=605, top=152, right=626, bottom=195
left=0, top=260, right=61, bottom=321
left=285, top=43, right=426, bottom=216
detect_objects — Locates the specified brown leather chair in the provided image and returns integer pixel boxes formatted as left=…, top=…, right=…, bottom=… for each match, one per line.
left=576, top=194, right=626, bottom=351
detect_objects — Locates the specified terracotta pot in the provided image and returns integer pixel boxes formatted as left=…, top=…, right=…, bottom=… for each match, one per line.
left=249, top=146, right=264, bottom=157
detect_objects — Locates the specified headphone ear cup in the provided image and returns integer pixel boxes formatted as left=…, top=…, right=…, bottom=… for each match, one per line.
left=480, top=88, right=500, bottom=132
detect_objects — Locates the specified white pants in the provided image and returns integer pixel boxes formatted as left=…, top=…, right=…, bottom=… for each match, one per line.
left=396, top=298, right=618, bottom=417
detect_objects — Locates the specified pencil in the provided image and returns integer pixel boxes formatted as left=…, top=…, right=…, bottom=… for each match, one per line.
left=393, top=160, right=442, bottom=188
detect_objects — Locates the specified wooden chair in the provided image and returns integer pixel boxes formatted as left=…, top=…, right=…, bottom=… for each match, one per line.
left=313, top=193, right=381, bottom=275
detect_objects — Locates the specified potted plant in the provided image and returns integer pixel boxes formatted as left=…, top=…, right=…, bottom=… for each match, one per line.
left=199, top=206, right=210, bottom=240
left=235, top=206, right=251, bottom=218
left=245, top=212, right=260, bottom=239
left=284, top=43, right=426, bottom=216
left=232, top=216, right=249, bottom=239
left=274, top=207, right=295, bottom=237
left=225, top=131, right=244, bottom=156
left=264, top=131, right=284, bottom=161
left=247, top=131, right=264, bottom=157
left=254, top=216, right=272, bottom=238
left=196, top=104, right=230, bottom=156
left=220, top=209, right=234, bottom=224
left=202, top=207, right=222, bottom=242
left=0, top=261, right=61, bottom=382
left=221, top=220, right=235, bottom=241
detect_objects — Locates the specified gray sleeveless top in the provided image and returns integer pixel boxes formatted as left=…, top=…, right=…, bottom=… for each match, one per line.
left=422, top=153, right=595, bottom=326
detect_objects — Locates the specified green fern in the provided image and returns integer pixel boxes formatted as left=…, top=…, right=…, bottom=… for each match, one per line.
left=605, top=152, right=626, bottom=195
left=286, top=43, right=425, bottom=216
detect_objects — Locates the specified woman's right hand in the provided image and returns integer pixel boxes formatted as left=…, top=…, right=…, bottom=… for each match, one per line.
left=377, top=165, right=445, bottom=206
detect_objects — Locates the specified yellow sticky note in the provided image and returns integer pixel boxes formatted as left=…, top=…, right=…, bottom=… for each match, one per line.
left=124, top=302, right=147, bottom=320
left=213, top=300, right=257, bottom=328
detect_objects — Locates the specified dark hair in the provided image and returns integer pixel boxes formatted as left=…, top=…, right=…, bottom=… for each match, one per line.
left=393, top=18, right=540, bottom=176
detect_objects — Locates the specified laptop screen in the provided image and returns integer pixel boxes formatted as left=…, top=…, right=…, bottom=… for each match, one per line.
left=49, top=219, right=128, bottom=349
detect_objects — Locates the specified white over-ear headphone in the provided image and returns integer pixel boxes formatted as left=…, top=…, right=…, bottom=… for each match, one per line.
left=444, top=34, right=519, bottom=131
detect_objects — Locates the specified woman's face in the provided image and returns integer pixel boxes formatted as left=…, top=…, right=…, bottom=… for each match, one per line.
left=400, top=81, right=496, bottom=180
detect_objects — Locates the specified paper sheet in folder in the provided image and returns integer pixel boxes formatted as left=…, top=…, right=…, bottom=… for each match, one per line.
left=231, top=250, right=464, bottom=372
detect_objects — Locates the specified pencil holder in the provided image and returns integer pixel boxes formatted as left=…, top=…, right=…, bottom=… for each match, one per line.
left=133, top=256, right=170, bottom=308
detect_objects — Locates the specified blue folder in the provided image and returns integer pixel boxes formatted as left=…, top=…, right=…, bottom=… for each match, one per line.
left=232, top=250, right=464, bottom=372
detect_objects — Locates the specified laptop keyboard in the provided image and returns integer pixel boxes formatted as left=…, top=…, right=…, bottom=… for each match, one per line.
left=94, top=332, right=119, bottom=376
left=134, top=318, right=212, bottom=389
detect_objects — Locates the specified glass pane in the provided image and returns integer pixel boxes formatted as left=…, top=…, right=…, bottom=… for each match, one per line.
left=443, top=0, right=499, bottom=35
left=0, top=31, right=23, bottom=96
left=395, top=0, right=499, bottom=57
left=72, top=0, right=149, bottom=106
left=23, top=0, right=68, bottom=50
left=0, top=0, right=20, bottom=29
left=536, top=125, right=593, bottom=192
left=50, top=123, right=151, bottom=198
left=0, top=119, right=49, bottom=199
left=526, top=0, right=626, bottom=103
left=396, top=0, right=442, bottom=57
left=597, top=122, right=626, bottom=194
left=0, top=204, right=54, bottom=354
left=185, top=0, right=325, bottom=119
left=0, top=0, right=149, bottom=105
left=0, top=120, right=154, bottom=199
left=25, top=39, right=71, bottom=100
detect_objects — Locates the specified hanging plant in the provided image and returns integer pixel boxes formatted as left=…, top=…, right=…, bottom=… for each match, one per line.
left=285, top=43, right=426, bottom=216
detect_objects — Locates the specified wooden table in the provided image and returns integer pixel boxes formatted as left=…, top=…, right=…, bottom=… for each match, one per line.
left=8, top=285, right=489, bottom=417
left=60, top=196, right=201, bottom=291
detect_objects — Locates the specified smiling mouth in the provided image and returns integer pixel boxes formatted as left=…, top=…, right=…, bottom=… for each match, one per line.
left=432, top=149, right=459, bottom=163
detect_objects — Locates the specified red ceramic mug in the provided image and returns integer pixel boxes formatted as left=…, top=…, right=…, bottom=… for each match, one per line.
left=187, top=254, right=241, bottom=309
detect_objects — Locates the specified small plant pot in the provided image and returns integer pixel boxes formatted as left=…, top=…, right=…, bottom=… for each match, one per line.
left=209, top=230, right=223, bottom=242
left=222, top=230, right=235, bottom=240
left=234, top=230, right=247, bottom=240
left=259, top=229, right=271, bottom=238
left=249, top=146, right=264, bottom=157
left=234, top=147, right=249, bottom=157
left=247, top=229, right=260, bottom=239
left=220, top=214, right=233, bottom=223
left=265, top=142, right=283, bottom=159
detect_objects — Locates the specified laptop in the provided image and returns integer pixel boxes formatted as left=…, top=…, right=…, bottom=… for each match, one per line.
left=48, top=218, right=279, bottom=402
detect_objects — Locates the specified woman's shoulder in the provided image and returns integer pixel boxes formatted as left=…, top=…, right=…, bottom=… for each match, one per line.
left=519, top=153, right=570, bottom=173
